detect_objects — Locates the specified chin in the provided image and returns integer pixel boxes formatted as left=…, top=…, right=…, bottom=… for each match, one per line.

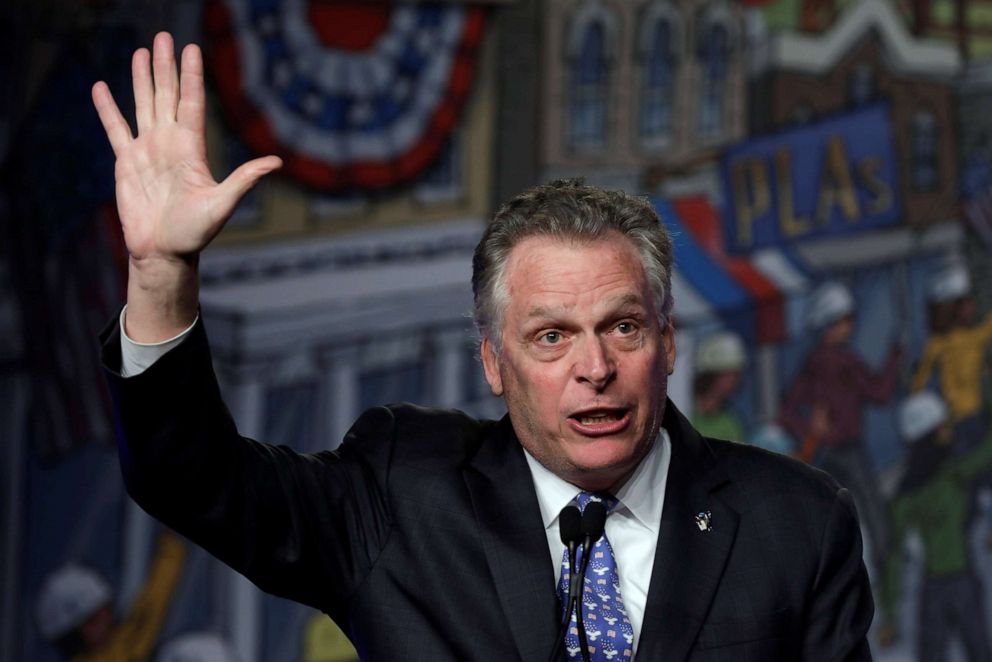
left=566, top=449, right=639, bottom=485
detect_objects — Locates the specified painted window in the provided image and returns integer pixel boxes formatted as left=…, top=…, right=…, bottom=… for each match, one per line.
left=359, top=334, right=432, bottom=409
left=264, top=381, right=320, bottom=451
left=696, top=10, right=732, bottom=142
left=638, top=5, right=681, bottom=149
left=569, top=19, right=610, bottom=152
left=911, top=110, right=938, bottom=192
left=789, top=102, right=814, bottom=125
left=848, top=63, right=876, bottom=107
left=360, top=362, right=428, bottom=410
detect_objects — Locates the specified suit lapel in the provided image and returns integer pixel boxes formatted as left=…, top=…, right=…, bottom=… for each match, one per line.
left=636, top=401, right=740, bottom=661
left=464, top=416, right=560, bottom=662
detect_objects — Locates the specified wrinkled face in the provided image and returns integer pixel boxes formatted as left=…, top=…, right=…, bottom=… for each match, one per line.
left=481, top=234, right=676, bottom=491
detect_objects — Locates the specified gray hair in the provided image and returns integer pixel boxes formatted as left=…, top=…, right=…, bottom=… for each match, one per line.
left=472, top=179, right=674, bottom=351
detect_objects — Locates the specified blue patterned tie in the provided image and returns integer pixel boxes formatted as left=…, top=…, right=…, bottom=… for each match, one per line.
left=557, top=492, right=634, bottom=661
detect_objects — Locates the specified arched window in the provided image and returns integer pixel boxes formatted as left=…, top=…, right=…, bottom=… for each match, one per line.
left=911, top=110, right=938, bottom=192
left=789, top=102, right=814, bottom=125
left=565, top=3, right=618, bottom=154
left=696, top=7, right=734, bottom=142
left=637, top=3, right=682, bottom=150
left=571, top=21, right=609, bottom=151
left=848, top=63, right=876, bottom=107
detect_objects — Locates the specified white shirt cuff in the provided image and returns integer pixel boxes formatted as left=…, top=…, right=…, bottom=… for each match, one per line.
left=119, top=306, right=198, bottom=377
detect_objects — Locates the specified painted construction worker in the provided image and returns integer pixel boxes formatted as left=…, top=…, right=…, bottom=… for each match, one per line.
left=691, top=330, right=747, bottom=442
left=36, top=532, right=186, bottom=661
left=912, top=262, right=992, bottom=458
left=156, top=632, right=240, bottom=662
left=780, top=281, right=901, bottom=574
left=878, top=391, right=992, bottom=662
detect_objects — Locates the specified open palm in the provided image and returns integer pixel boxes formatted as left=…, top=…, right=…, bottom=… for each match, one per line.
left=92, top=32, right=281, bottom=263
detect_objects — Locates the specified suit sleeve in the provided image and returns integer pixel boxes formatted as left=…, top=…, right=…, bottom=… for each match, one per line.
left=802, top=487, right=875, bottom=661
left=100, top=316, right=393, bottom=623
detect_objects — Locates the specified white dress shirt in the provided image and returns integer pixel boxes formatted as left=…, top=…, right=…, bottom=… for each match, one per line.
left=118, top=306, right=198, bottom=377
left=523, top=432, right=670, bottom=655
left=119, top=309, right=672, bottom=653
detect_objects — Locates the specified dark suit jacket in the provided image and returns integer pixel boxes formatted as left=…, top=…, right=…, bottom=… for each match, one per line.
left=101, top=318, right=873, bottom=661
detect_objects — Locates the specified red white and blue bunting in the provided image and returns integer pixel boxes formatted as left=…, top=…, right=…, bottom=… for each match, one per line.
left=204, top=1, right=486, bottom=190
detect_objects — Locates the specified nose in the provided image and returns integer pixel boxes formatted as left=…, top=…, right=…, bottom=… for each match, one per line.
left=574, top=336, right=616, bottom=390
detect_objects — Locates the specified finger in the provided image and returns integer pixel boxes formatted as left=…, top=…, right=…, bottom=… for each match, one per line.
left=177, top=44, right=205, bottom=135
left=92, top=81, right=133, bottom=157
left=132, top=47, right=154, bottom=132
left=152, top=32, right=179, bottom=123
left=213, top=156, right=283, bottom=219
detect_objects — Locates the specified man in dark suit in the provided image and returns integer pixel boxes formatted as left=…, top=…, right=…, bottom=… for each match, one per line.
left=93, top=32, right=873, bottom=660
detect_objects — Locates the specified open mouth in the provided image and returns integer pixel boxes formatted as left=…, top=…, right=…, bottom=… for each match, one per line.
left=567, top=408, right=631, bottom=436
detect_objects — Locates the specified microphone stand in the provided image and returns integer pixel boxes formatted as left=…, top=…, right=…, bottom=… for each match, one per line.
left=550, top=506, right=581, bottom=662
left=574, top=536, right=594, bottom=662
left=575, top=502, right=606, bottom=662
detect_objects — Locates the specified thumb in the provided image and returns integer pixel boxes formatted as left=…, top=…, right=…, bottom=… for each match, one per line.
left=213, top=155, right=283, bottom=220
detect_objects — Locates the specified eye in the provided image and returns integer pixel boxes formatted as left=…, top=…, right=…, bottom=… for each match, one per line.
left=615, top=321, right=637, bottom=335
left=540, top=330, right=563, bottom=344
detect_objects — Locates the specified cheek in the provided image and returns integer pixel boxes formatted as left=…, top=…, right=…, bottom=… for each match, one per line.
left=512, top=365, right=569, bottom=418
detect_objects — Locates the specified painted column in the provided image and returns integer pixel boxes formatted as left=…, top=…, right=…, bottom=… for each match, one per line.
left=435, top=328, right=469, bottom=408
left=319, top=344, right=360, bottom=451
left=756, top=344, right=779, bottom=423
left=119, top=500, right=155, bottom=609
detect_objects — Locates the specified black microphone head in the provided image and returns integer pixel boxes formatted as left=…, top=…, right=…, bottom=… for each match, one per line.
left=559, top=505, right=582, bottom=545
left=580, top=501, right=607, bottom=540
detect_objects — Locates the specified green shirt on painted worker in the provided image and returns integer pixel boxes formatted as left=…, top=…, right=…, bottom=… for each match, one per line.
left=879, top=429, right=992, bottom=624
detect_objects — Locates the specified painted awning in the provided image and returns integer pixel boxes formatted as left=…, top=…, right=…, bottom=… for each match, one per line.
left=653, top=196, right=813, bottom=344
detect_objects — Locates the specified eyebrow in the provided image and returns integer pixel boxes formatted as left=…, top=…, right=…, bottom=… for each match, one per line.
left=524, top=293, right=645, bottom=320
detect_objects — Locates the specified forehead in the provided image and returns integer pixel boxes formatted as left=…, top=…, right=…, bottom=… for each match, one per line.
left=503, top=234, right=649, bottom=312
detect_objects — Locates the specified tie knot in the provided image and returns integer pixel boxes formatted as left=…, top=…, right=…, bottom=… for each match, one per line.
left=576, top=491, right=619, bottom=513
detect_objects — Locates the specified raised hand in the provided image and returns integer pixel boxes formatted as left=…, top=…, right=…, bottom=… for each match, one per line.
left=92, top=32, right=281, bottom=341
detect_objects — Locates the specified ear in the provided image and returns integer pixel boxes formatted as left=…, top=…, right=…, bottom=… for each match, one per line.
left=480, top=336, right=504, bottom=396
left=662, top=320, right=677, bottom=376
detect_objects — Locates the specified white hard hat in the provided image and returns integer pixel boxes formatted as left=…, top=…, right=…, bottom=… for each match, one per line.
left=156, top=632, right=240, bottom=662
left=805, top=281, right=854, bottom=330
left=695, top=331, right=746, bottom=373
left=35, top=564, right=112, bottom=640
left=898, top=391, right=948, bottom=443
left=927, top=263, right=971, bottom=302
left=748, top=423, right=794, bottom=455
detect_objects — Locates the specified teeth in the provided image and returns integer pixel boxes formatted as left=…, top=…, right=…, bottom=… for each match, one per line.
left=578, top=413, right=621, bottom=425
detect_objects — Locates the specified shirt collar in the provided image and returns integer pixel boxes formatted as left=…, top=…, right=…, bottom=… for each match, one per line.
left=523, top=428, right=671, bottom=534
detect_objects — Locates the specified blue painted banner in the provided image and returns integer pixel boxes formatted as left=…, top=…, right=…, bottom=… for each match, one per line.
left=720, top=104, right=901, bottom=254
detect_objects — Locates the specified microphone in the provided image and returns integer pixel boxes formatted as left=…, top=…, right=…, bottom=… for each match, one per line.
left=574, top=502, right=606, bottom=662
left=580, top=501, right=606, bottom=544
left=560, top=506, right=582, bottom=601
left=549, top=506, right=582, bottom=662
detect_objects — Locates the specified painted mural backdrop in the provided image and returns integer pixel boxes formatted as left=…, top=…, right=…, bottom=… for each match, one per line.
left=4, top=1, right=992, bottom=661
